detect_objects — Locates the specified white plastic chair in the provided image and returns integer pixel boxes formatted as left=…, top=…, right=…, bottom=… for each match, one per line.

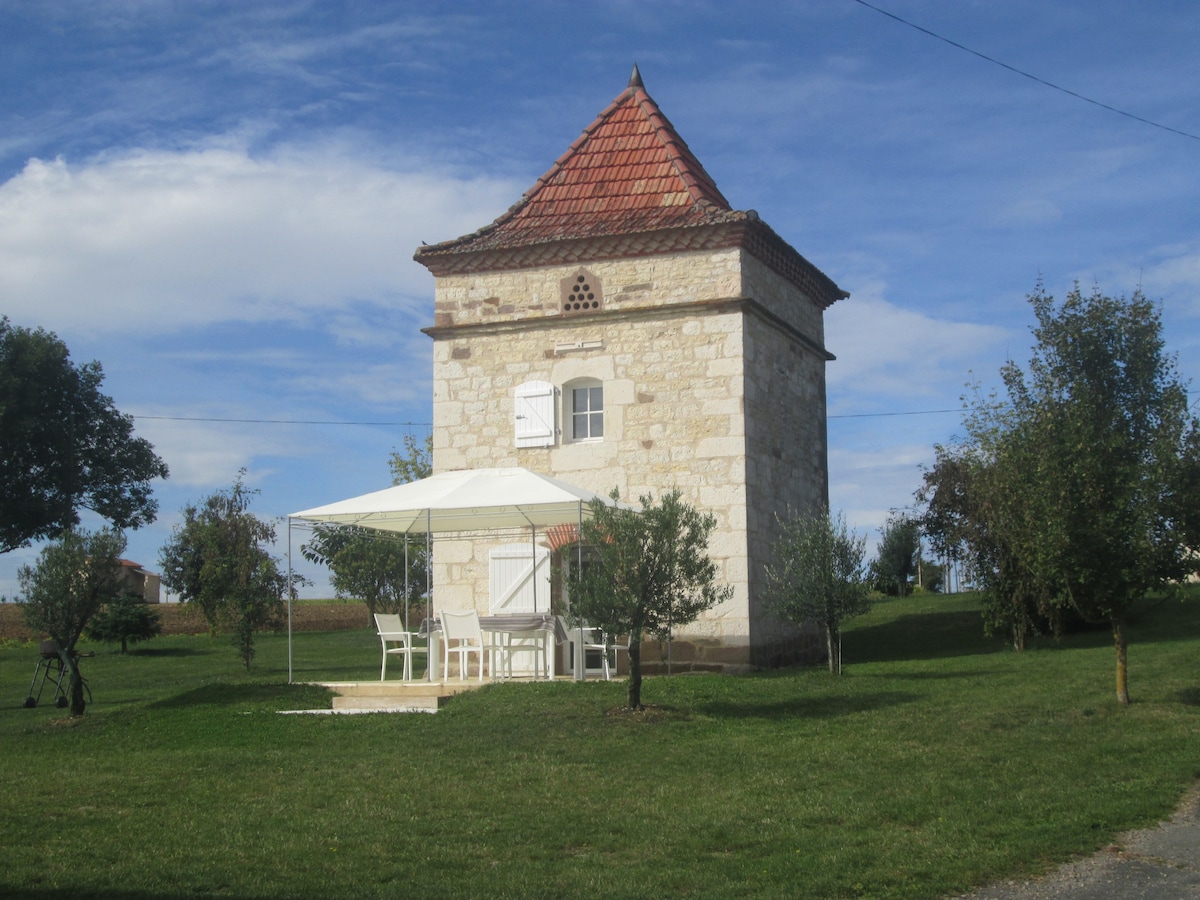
left=440, top=610, right=488, bottom=682
left=579, top=627, right=629, bottom=680
left=374, top=613, right=426, bottom=681
left=494, top=630, right=549, bottom=680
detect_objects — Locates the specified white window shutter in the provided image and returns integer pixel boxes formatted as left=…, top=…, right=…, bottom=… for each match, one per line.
left=514, top=380, right=556, bottom=447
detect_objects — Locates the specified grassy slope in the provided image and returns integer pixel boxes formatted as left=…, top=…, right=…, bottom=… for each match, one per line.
left=0, top=592, right=1197, bottom=899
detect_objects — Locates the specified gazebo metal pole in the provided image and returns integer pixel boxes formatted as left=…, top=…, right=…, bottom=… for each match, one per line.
left=530, top=524, right=537, bottom=614
left=425, top=509, right=432, bottom=682
left=577, top=501, right=585, bottom=682
left=286, top=518, right=293, bottom=684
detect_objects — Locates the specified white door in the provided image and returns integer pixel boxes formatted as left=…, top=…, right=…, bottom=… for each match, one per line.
left=489, top=543, right=552, bottom=676
left=489, top=543, right=552, bottom=614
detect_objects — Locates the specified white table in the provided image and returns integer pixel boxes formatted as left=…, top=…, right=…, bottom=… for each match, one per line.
left=422, top=614, right=567, bottom=680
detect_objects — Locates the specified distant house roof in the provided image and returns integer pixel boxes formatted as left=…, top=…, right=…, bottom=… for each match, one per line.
left=414, top=66, right=847, bottom=308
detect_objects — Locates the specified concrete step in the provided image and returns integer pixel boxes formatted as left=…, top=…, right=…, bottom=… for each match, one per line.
left=316, top=680, right=482, bottom=714
left=331, top=693, right=443, bottom=713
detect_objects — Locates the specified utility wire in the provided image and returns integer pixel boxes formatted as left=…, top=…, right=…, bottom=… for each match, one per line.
left=134, top=410, right=955, bottom=425
left=850, top=0, right=1200, bottom=143
left=134, top=414, right=432, bottom=427
left=829, top=408, right=959, bottom=420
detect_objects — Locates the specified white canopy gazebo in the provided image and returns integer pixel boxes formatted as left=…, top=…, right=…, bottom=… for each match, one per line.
left=287, top=467, right=622, bottom=681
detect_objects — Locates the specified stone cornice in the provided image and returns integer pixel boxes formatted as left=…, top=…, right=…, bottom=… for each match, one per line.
left=422, top=296, right=835, bottom=362
left=416, top=219, right=847, bottom=311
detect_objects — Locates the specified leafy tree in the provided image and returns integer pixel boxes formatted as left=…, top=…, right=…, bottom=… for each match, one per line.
left=0, top=317, right=168, bottom=553
left=303, top=434, right=431, bottom=625
left=302, top=526, right=428, bottom=625
left=86, top=594, right=163, bottom=653
left=914, top=560, right=944, bottom=593
left=870, top=514, right=920, bottom=596
left=159, top=473, right=287, bottom=669
left=957, top=283, right=1200, bottom=700
left=918, top=443, right=1048, bottom=649
left=387, top=433, right=432, bottom=485
left=567, top=489, right=732, bottom=709
left=765, top=509, right=871, bottom=674
left=19, top=528, right=126, bottom=715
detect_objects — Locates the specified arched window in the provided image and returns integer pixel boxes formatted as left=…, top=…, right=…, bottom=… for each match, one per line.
left=564, top=378, right=603, bottom=441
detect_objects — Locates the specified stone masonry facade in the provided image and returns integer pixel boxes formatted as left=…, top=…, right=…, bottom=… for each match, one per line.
left=424, top=248, right=831, bottom=669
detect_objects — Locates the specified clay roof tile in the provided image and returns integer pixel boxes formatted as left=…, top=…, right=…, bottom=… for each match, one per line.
left=414, top=67, right=847, bottom=307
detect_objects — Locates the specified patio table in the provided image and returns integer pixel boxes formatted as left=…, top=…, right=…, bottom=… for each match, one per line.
left=421, top=614, right=567, bottom=680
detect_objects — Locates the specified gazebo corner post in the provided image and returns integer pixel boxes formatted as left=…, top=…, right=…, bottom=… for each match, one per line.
left=286, top=517, right=294, bottom=685
left=576, top=501, right=585, bottom=682
left=426, top=508, right=433, bottom=682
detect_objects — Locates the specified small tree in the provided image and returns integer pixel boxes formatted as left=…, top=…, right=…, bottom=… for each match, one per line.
left=302, top=526, right=427, bottom=625
left=159, top=472, right=287, bottom=669
left=86, top=594, right=162, bottom=653
left=19, top=528, right=126, bottom=715
left=870, top=514, right=919, bottom=596
left=568, top=489, right=732, bottom=709
left=765, top=509, right=871, bottom=674
left=303, top=435, right=432, bottom=625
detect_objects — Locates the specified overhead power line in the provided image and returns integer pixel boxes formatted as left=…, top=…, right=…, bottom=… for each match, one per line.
left=829, top=408, right=959, bottom=420
left=134, top=414, right=432, bottom=428
left=135, top=410, right=956, bottom=426
left=850, top=0, right=1200, bottom=143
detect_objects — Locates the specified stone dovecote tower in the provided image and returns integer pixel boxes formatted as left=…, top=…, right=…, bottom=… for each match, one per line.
left=414, top=67, right=848, bottom=670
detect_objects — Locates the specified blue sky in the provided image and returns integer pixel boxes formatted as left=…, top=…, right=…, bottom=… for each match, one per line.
left=2, top=1, right=1198, bottom=598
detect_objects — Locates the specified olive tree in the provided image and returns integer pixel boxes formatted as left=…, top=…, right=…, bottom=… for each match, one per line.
left=568, top=489, right=732, bottom=709
left=159, top=473, right=287, bottom=669
left=765, top=509, right=871, bottom=674
left=19, top=528, right=126, bottom=715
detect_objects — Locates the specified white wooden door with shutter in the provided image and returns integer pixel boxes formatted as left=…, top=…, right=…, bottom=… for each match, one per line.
left=489, top=543, right=552, bottom=675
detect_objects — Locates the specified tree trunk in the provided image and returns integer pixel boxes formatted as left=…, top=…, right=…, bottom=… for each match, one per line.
left=1113, top=616, right=1130, bottom=705
left=826, top=623, right=841, bottom=674
left=62, top=650, right=86, bottom=717
left=626, top=637, right=642, bottom=710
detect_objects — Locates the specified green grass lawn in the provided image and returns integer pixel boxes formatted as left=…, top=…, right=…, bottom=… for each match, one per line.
left=1, top=592, right=1197, bottom=899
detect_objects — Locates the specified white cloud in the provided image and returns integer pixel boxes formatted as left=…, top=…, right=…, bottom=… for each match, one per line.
left=824, top=280, right=1011, bottom=408
left=0, top=142, right=520, bottom=336
left=134, top=417, right=304, bottom=489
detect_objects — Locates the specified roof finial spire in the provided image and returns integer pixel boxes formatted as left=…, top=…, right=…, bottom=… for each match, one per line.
left=629, top=62, right=643, bottom=89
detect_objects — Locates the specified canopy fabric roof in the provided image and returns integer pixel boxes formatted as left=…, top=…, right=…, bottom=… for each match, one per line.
left=290, top=467, right=616, bottom=535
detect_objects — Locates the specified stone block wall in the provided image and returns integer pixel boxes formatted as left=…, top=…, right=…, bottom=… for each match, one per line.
left=427, top=245, right=830, bottom=668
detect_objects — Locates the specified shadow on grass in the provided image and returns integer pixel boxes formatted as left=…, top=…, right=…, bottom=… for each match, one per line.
left=700, top=690, right=920, bottom=720
left=1173, top=686, right=1200, bottom=707
left=149, top=682, right=319, bottom=709
left=857, top=668, right=1001, bottom=681
left=844, top=608, right=1002, bottom=664
left=125, top=646, right=213, bottom=658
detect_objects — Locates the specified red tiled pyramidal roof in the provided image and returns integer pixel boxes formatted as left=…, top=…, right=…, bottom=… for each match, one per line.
left=416, top=66, right=847, bottom=308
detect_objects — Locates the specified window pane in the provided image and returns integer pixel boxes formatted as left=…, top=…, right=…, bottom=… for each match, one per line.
left=589, top=386, right=603, bottom=410
left=591, top=413, right=603, bottom=437
left=573, top=388, right=588, bottom=413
